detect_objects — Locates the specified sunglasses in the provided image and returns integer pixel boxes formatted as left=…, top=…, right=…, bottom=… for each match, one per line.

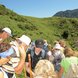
left=16, top=40, right=22, bottom=44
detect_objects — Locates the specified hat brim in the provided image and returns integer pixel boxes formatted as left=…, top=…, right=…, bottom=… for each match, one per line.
left=36, top=45, right=43, bottom=48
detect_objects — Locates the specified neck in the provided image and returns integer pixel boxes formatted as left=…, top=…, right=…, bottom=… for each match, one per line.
left=35, top=51, right=41, bottom=55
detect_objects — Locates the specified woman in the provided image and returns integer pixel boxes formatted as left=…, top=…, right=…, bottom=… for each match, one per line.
left=58, top=47, right=78, bottom=78
left=34, top=60, right=58, bottom=78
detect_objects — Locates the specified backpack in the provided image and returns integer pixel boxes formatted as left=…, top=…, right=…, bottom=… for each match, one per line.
left=65, top=64, right=78, bottom=78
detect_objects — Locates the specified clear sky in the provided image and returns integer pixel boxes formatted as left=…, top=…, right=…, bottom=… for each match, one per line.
left=0, top=0, right=78, bottom=18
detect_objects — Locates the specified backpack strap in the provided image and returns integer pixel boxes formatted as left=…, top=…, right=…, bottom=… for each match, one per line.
left=41, top=49, right=45, bottom=58
left=29, top=48, right=45, bottom=59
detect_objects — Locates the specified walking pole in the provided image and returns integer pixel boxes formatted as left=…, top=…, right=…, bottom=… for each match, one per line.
left=24, top=62, right=27, bottom=78
left=28, top=54, right=33, bottom=78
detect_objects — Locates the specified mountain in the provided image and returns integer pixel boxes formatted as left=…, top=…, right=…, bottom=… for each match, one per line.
left=0, top=4, right=78, bottom=50
left=53, top=9, right=78, bottom=18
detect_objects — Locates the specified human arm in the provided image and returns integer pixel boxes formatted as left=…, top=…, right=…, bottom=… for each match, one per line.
left=14, top=46, right=26, bottom=74
left=0, top=57, right=10, bottom=65
left=58, top=66, right=64, bottom=78
left=25, top=52, right=35, bottom=77
left=26, top=62, right=35, bottom=77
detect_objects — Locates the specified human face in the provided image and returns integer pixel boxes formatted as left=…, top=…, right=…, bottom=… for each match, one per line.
left=35, top=47, right=42, bottom=53
left=16, top=39, right=28, bottom=50
left=3, top=32, right=10, bottom=39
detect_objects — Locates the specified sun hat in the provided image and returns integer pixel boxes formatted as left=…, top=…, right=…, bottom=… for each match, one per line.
left=35, top=39, right=44, bottom=48
left=18, top=35, right=31, bottom=46
left=2, top=27, right=12, bottom=36
left=54, top=43, right=61, bottom=49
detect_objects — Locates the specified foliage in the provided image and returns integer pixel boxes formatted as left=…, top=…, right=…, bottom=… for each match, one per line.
left=0, top=4, right=78, bottom=50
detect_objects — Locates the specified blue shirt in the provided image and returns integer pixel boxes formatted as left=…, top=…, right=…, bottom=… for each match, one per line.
left=0, top=47, right=14, bottom=58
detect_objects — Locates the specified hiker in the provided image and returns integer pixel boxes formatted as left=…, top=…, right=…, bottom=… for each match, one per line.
left=58, top=47, right=78, bottom=78
left=43, top=39, right=48, bottom=55
left=10, top=35, right=31, bottom=74
left=34, top=60, right=58, bottom=78
left=25, top=39, right=46, bottom=77
left=0, top=27, right=13, bottom=77
left=0, top=27, right=12, bottom=43
left=47, top=44, right=54, bottom=62
left=0, top=35, right=31, bottom=78
left=0, top=42, right=15, bottom=78
left=52, top=42, right=65, bottom=74
left=59, top=39, right=66, bottom=53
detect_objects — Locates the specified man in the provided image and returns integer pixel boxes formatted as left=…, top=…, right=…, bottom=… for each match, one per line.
left=0, top=35, right=31, bottom=78
left=0, top=27, right=12, bottom=70
left=0, top=27, right=12, bottom=42
left=10, top=35, right=31, bottom=74
left=25, top=39, right=46, bottom=77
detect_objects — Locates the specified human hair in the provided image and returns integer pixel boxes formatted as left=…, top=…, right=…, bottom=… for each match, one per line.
left=48, top=44, right=52, bottom=51
left=64, top=47, right=74, bottom=57
left=0, top=42, right=11, bottom=52
left=34, top=60, right=57, bottom=78
left=59, top=39, right=66, bottom=47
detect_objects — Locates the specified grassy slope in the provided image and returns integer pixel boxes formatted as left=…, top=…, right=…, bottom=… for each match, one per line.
left=0, top=4, right=78, bottom=49
left=1, top=4, right=78, bottom=78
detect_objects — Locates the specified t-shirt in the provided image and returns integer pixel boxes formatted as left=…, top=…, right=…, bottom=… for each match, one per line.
left=25, top=48, right=46, bottom=77
left=25, top=48, right=46, bottom=70
left=0, top=47, right=14, bottom=58
left=61, top=56, right=78, bottom=75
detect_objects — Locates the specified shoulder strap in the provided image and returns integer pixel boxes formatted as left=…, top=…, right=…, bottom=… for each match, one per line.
left=30, top=49, right=34, bottom=58
left=41, top=49, right=45, bottom=58
left=30, top=49, right=45, bottom=59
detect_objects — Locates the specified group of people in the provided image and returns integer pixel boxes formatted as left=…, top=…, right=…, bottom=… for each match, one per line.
left=0, top=27, right=78, bottom=78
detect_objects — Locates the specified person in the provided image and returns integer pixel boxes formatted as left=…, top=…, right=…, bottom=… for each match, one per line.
left=52, top=42, right=65, bottom=73
left=25, top=39, right=46, bottom=77
left=0, top=42, right=15, bottom=78
left=47, top=44, right=54, bottom=62
left=0, top=27, right=12, bottom=43
left=59, top=39, right=66, bottom=53
left=58, top=47, right=78, bottom=78
left=0, top=35, right=31, bottom=78
left=34, top=60, right=58, bottom=78
left=43, top=39, right=48, bottom=55
left=10, top=35, right=31, bottom=74
left=0, top=27, right=12, bottom=78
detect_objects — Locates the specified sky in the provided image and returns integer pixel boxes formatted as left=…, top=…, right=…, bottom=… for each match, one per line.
left=0, top=0, right=78, bottom=18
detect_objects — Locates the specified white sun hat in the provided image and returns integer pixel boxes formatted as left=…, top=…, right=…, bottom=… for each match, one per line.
left=54, top=43, right=61, bottom=49
left=2, top=27, right=12, bottom=36
left=18, top=35, right=31, bottom=46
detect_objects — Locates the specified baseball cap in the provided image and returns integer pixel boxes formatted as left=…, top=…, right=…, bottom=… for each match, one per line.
left=2, top=27, right=12, bottom=36
left=35, top=39, right=44, bottom=48
left=18, top=35, right=31, bottom=46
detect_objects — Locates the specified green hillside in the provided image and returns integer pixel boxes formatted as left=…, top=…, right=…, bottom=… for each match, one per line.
left=0, top=4, right=78, bottom=50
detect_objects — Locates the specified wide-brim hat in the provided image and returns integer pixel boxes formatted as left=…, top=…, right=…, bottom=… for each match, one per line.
left=54, top=43, right=61, bottom=49
left=18, top=35, right=31, bottom=46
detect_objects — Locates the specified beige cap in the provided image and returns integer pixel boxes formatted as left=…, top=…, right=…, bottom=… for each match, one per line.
left=2, top=27, right=12, bottom=36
